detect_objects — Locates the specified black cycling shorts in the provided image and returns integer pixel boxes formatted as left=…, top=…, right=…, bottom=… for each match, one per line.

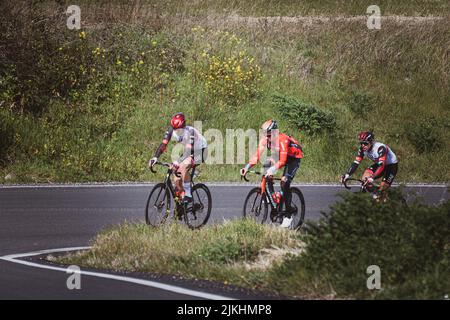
left=283, top=157, right=301, bottom=182
left=193, top=147, right=208, bottom=164
left=368, top=162, right=398, bottom=185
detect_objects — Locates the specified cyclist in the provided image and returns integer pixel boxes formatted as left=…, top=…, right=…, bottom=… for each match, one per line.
left=341, top=131, right=398, bottom=201
left=240, top=119, right=303, bottom=228
left=149, top=113, right=208, bottom=203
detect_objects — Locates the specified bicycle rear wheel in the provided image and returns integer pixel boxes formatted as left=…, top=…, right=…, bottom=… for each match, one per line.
left=289, top=187, right=306, bottom=230
left=243, top=187, right=268, bottom=224
left=184, top=183, right=212, bottom=229
left=145, top=183, right=171, bottom=227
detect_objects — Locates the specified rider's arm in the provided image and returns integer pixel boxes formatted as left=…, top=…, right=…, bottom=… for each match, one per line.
left=347, top=147, right=364, bottom=176
left=154, top=127, right=174, bottom=158
left=247, top=138, right=267, bottom=169
left=371, top=146, right=387, bottom=178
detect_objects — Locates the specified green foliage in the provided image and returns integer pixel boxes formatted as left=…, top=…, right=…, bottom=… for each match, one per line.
left=198, top=219, right=266, bottom=263
left=274, top=95, right=337, bottom=135
left=189, top=28, right=261, bottom=109
left=51, top=194, right=450, bottom=299
left=0, top=1, right=449, bottom=183
left=273, top=191, right=450, bottom=299
left=0, top=3, right=184, bottom=181
left=405, top=118, right=442, bottom=153
left=0, top=111, right=15, bottom=166
left=347, top=91, right=376, bottom=119
left=0, top=6, right=183, bottom=113
left=52, top=219, right=299, bottom=284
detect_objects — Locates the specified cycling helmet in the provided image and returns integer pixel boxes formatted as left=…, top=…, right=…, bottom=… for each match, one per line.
left=358, top=131, right=374, bottom=143
left=170, top=113, right=186, bottom=129
left=261, top=119, right=278, bottom=134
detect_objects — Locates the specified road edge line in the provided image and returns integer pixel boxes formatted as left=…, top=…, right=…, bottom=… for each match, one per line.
left=0, top=247, right=235, bottom=300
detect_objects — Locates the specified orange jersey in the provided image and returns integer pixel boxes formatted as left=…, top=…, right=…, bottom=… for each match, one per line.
left=249, top=133, right=303, bottom=169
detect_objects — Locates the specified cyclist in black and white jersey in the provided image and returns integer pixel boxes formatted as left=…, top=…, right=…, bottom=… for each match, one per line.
left=341, top=131, right=399, bottom=200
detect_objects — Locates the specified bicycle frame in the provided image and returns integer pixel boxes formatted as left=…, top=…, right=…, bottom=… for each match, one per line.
left=150, top=162, right=181, bottom=202
left=243, top=170, right=285, bottom=213
left=242, top=170, right=306, bottom=228
left=343, top=178, right=380, bottom=193
left=151, top=161, right=199, bottom=203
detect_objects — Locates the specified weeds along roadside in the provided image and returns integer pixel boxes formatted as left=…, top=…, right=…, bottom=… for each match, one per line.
left=0, top=1, right=449, bottom=183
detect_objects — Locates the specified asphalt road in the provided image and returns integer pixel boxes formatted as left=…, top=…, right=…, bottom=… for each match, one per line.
left=0, top=183, right=448, bottom=299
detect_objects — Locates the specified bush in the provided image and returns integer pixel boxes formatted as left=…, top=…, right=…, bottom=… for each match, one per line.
left=198, top=219, right=267, bottom=263
left=274, top=95, right=337, bottom=135
left=272, top=191, right=450, bottom=299
left=0, top=2, right=184, bottom=114
left=405, top=118, right=442, bottom=153
left=190, top=28, right=261, bottom=108
left=0, top=111, right=15, bottom=166
left=347, top=91, right=376, bottom=119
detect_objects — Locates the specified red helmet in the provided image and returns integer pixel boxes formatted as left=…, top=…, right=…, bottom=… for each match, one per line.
left=358, top=131, right=374, bottom=143
left=170, top=113, right=186, bottom=129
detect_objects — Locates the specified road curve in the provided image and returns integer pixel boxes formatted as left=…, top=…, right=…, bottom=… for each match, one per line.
left=0, top=184, right=448, bottom=299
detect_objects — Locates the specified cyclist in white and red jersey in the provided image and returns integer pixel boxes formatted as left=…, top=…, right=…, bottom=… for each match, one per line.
left=341, top=131, right=399, bottom=200
left=149, top=113, right=208, bottom=203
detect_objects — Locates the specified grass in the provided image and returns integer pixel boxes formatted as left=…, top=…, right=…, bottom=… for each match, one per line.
left=50, top=192, right=449, bottom=299
left=50, top=219, right=304, bottom=293
left=0, top=1, right=449, bottom=183
left=62, top=0, right=450, bottom=18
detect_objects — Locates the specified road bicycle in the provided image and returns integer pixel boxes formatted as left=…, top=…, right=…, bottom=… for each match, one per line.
left=146, top=161, right=212, bottom=229
left=342, top=177, right=406, bottom=204
left=342, top=177, right=379, bottom=193
left=241, top=170, right=305, bottom=230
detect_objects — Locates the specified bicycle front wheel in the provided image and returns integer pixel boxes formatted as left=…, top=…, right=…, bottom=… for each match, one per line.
left=184, top=183, right=212, bottom=229
left=145, top=183, right=171, bottom=227
left=289, top=187, right=306, bottom=230
left=243, top=187, right=268, bottom=224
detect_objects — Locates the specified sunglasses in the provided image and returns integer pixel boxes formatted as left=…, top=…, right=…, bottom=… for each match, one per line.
left=360, top=141, right=370, bottom=146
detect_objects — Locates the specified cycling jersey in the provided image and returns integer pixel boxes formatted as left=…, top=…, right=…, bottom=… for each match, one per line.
left=347, top=141, right=398, bottom=178
left=154, top=126, right=208, bottom=162
left=249, top=133, right=303, bottom=170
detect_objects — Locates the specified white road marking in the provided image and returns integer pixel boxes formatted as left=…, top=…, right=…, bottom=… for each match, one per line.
left=0, top=247, right=235, bottom=300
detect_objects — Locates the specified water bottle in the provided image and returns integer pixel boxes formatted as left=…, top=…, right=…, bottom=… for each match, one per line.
left=272, top=192, right=282, bottom=204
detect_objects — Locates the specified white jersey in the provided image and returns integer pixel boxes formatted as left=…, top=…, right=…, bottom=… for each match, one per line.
left=172, top=126, right=208, bottom=150
left=361, top=142, right=398, bottom=165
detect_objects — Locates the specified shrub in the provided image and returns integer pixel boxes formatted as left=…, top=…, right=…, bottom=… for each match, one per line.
left=0, top=111, right=15, bottom=166
left=198, top=219, right=267, bottom=263
left=347, top=91, right=376, bottom=118
left=0, top=2, right=184, bottom=114
left=274, top=95, right=337, bottom=135
left=272, top=191, right=450, bottom=299
left=405, top=118, right=442, bottom=153
left=190, top=28, right=261, bottom=108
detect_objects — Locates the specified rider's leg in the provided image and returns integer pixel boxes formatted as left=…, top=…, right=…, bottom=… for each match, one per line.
left=281, top=157, right=301, bottom=213
left=180, top=148, right=207, bottom=200
left=176, top=158, right=193, bottom=199
left=362, top=165, right=377, bottom=193
left=378, top=163, right=398, bottom=201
